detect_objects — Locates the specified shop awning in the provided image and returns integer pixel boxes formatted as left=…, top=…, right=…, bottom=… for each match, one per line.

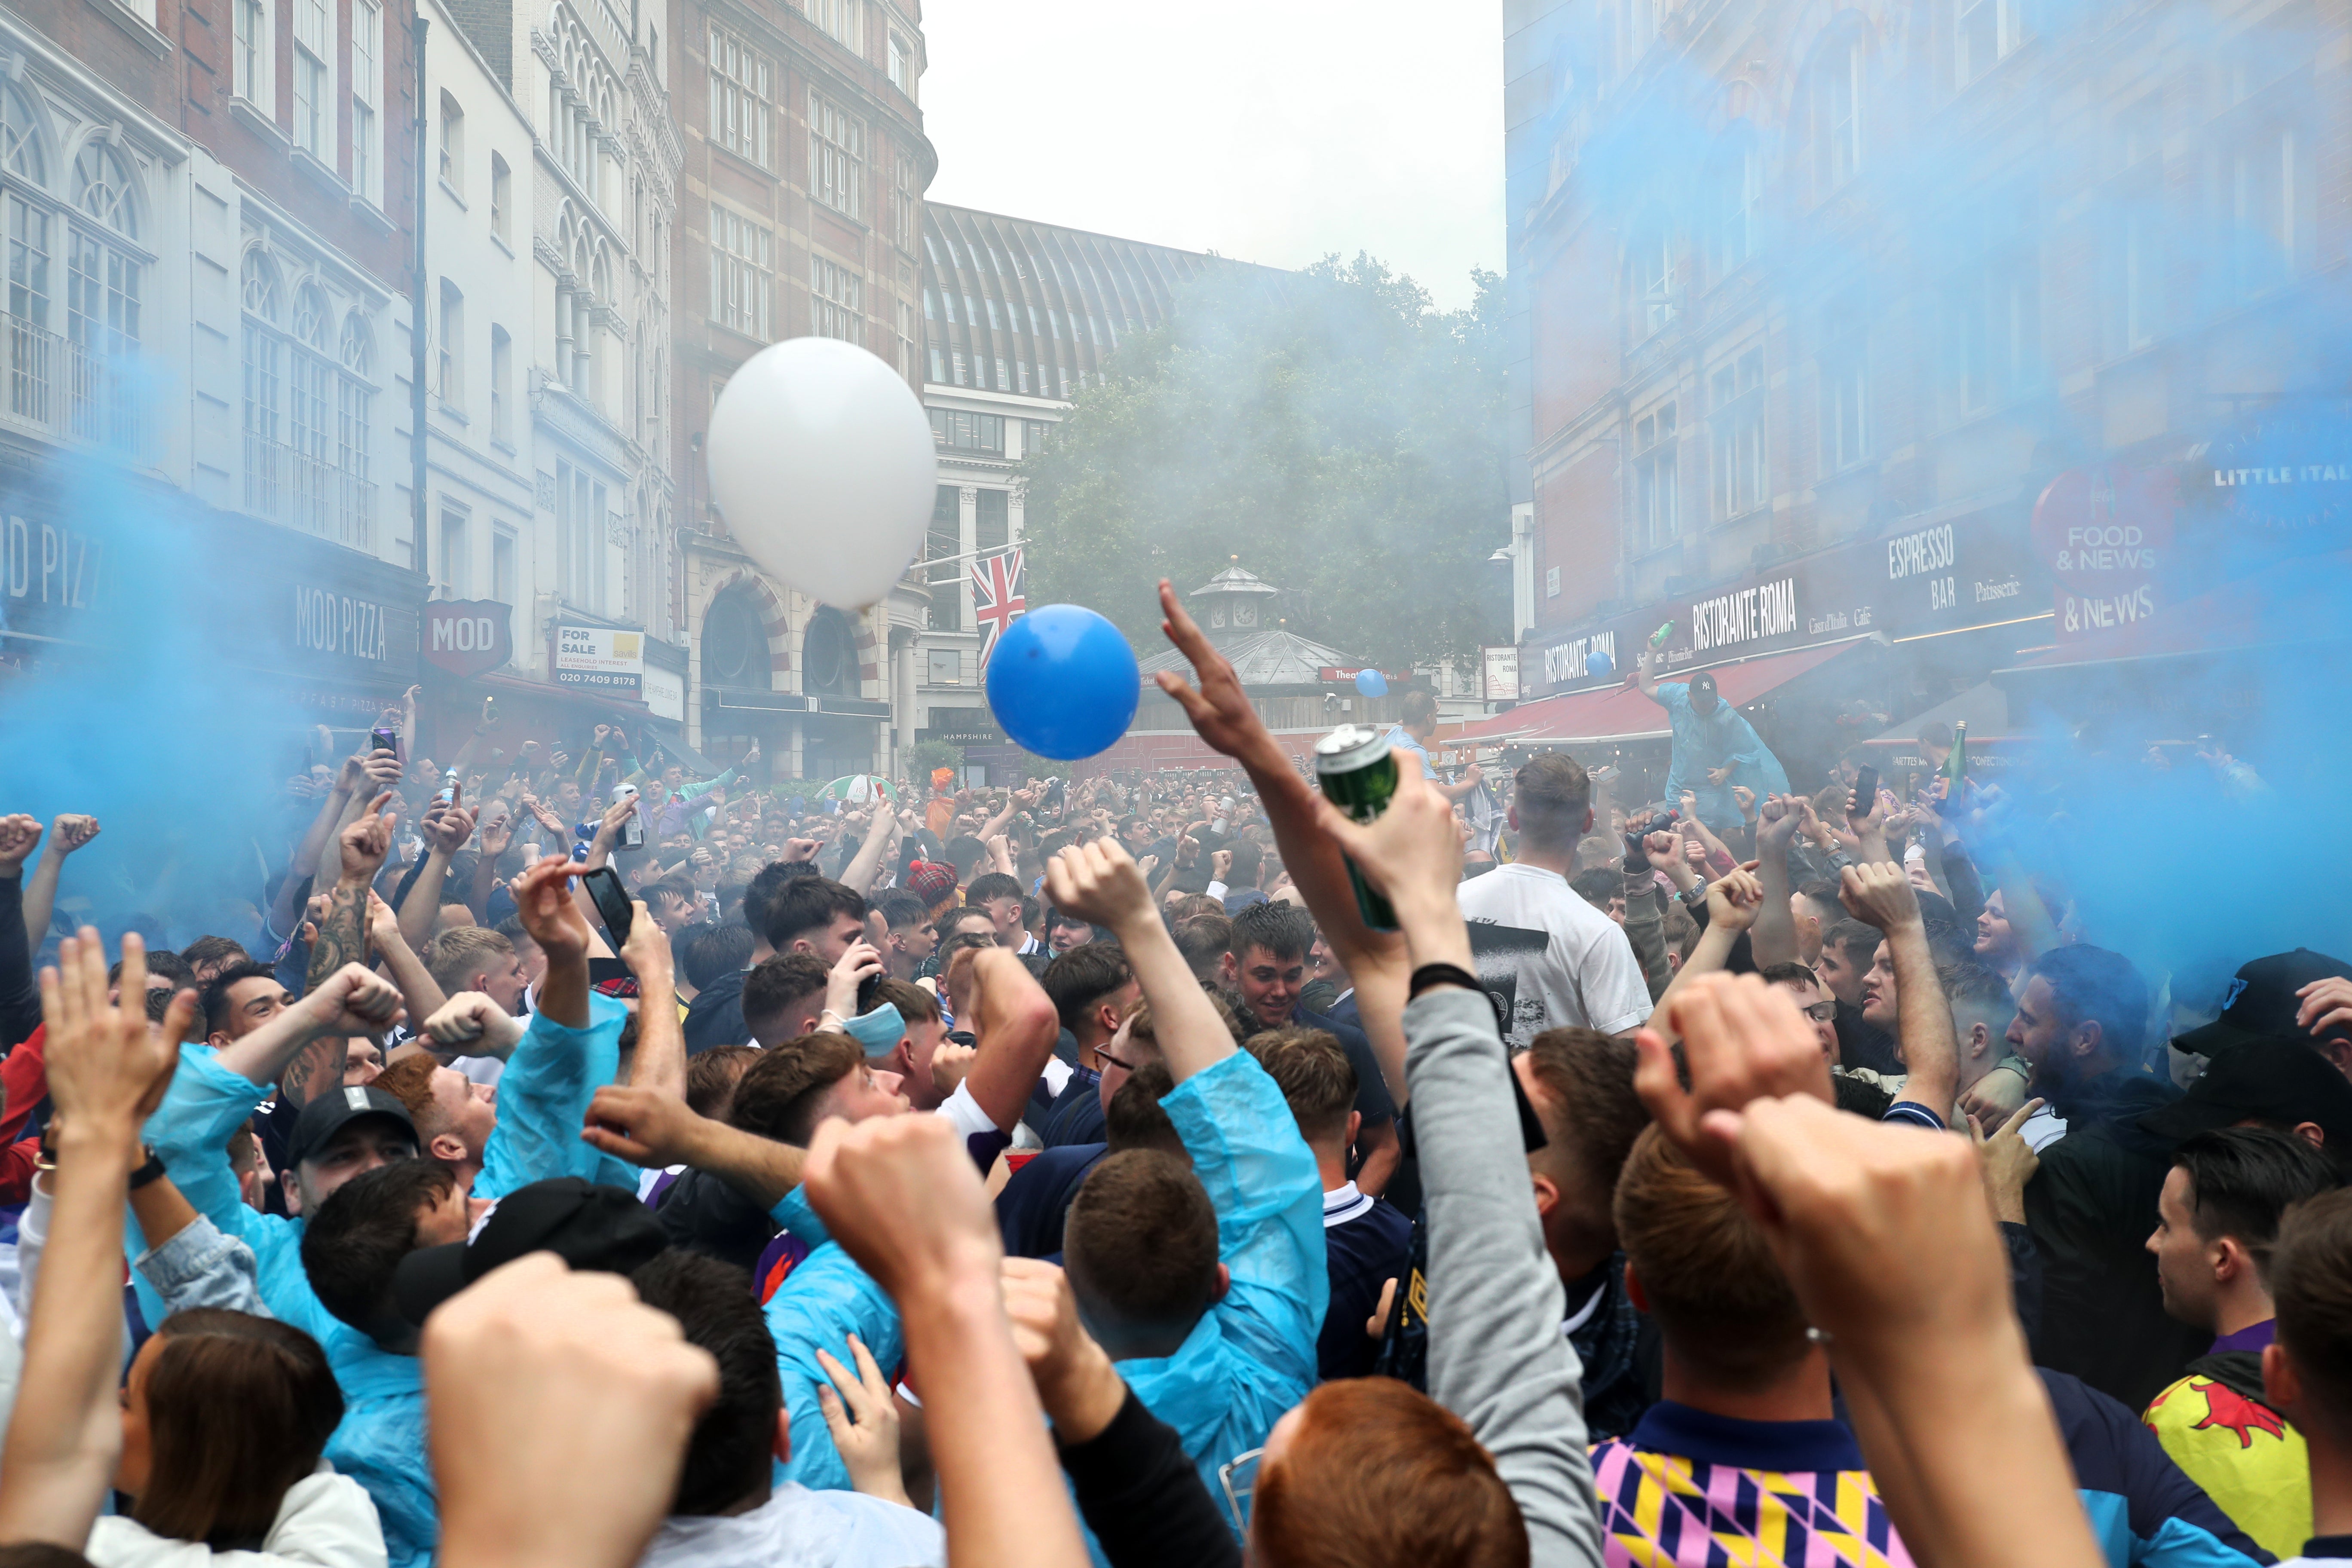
left=640, top=720, right=727, bottom=779
left=2000, top=549, right=2352, bottom=674
left=1443, top=638, right=1870, bottom=752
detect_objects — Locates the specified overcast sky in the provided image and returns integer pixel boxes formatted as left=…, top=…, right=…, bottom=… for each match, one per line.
left=916, top=1, right=1505, bottom=312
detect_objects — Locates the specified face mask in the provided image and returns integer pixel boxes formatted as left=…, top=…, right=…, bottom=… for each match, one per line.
left=841, top=1002, right=906, bottom=1055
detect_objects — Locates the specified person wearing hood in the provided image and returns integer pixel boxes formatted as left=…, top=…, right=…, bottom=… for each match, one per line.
left=1635, top=650, right=1790, bottom=833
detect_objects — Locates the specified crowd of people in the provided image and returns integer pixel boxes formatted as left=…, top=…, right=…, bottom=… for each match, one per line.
left=0, top=576, right=2348, bottom=1568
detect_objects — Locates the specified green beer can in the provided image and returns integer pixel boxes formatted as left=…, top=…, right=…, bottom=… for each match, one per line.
left=1314, top=723, right=1400, bottom=931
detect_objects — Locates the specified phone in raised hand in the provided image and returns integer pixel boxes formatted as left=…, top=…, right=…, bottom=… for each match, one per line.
left=1848, top=765, right=1880, bottom=823
left=582, top=866, right=633, bottom=946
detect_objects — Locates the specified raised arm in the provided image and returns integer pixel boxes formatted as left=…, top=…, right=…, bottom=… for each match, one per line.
left=1045, top=838, right=1234, bottom=1084
left=619, top=913, right=684, bottom=1101
left=19, top=815, right=98, bottom=960
left=582, top=1083, right=806, bottom=1207
left=1148, top=579, right=1411, bottom=1103
left=511, top=856, right=595, bottom=1029
left=367, top=889, right=448, bottom=1029
left=1841, top=862, right=1958, bottom=1122
left=959, top=946, right=1063, bottom=1131
left=838, top=809, right=900, bottom=896
left=1644, top=863, right=1764, bottom=1038
left=398, top=788, right=478, bottom=950
left=1635, top=645, right=1662, bottom=703
left=0, top=818, right=45, bottom=1051
left=291, top=795, right=397, bottom=1102
left=0, top=934, right=187, bottom=1550
left=1747, top=795, right=1804, bottom=968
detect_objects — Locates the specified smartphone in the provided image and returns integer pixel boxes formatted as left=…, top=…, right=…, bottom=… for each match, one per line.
left=1849, top=765, right=1880, bottom=821
left=855, top=970, right=883, bottom=1016
left=369, top=724, right=399, bottom=758
left=618, top=813, right=645, bottom=851
left=582, top=866, right=633, bottom=946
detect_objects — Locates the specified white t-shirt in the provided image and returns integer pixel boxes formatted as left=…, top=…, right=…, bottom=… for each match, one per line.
left=1456, top=863, right=1651, bottom=1046
left=637, top=1482, right=944, bottom=1568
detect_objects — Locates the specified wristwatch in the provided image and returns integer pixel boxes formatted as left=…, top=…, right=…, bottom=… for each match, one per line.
left=129, top=1145, right=167, bottom=1190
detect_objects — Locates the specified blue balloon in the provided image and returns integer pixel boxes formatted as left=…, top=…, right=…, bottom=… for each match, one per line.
left=985, top=605, right=1140, bottom=760
left=1355, top=668, right=1388, bottom=697
left=1589, top=648, right=1614, bottom=679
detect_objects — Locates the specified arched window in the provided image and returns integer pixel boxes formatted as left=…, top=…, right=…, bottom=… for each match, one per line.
left=1630, top=216, right=1676, bottom=338
left=70, top=140, right=137, bottom=239
left=1808, top=30, right=1866, bottom=194
left=241, top=249, right=374, bottom=539
left=701, top=589, right=769, bottom=688
left=340, top=310, right=373, bottom=376
left=802, top=607, right=860, bottom=697
left=241, top=248, right=282, bottom=320
left=0, top=81, right=47, bottom=185
left=292, top=282, right=328, bottom=350
left=1707, top=126, right=1761, bottom=279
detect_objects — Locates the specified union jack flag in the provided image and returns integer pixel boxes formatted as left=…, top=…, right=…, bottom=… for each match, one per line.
left=972, top=547, right=1026, bottom=664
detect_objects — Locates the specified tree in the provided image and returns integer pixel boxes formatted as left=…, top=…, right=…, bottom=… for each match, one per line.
left=1020, top=256, right=1511, bottom=671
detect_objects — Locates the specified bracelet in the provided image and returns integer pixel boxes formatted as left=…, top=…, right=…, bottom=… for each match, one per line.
left=1408, top=962, right=1482, bottom=1001
left=129, top=1145, right=166, bottom=1190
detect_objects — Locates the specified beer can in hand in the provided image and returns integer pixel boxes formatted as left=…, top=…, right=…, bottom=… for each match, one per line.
left=1314, top=725, right=1401, bottom=931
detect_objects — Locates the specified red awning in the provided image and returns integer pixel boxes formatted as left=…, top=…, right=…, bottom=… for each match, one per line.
left=1443, top=638, right=1870, bottom=751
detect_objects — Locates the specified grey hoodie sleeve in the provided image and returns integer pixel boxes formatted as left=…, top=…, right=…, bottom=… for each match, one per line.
left=1406, top=987, right=1603, bottom=1568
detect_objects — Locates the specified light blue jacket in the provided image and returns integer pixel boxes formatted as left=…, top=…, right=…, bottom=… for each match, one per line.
left=135, top=991, right=632, bottom=1568
left=759, top=1185, right=906, bottom=1496
left=1120, top=1050, right=1326, bottom=1521
left=1654, top=680, right=1791, bottom=831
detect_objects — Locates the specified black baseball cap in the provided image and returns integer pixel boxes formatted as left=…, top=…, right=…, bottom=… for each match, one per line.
left=394, top=1177, right=667, bottom=1328
left=285, top=1085, right=417, bottom=1170
left=2171, top=949, right=2352, bottom=1058
left=1690, top=671, right=1719, bottom=702
left=2138, top=1039, right=2352, bottom=1148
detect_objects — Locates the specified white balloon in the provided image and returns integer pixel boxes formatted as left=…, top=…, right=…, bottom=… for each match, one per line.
left=704, top=337, right=938, bottom=608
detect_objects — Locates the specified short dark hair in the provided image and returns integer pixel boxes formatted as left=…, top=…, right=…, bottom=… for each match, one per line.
left=1522, top=1027, right=1647, bottom=1240
left=680, top=923, right=756, bottom=992
left=1512, top=752, right=1592, bottom=852
left=966, top=871, right=1023, bottom=907
left=1615, top=1125, right=1806, bottom=1388
left=2027, top=945, right=2149, bottom=1063
left=742, top=860, right=804, bottom=939
left=1042, top=944, right=1135, bottom=1035
left=180, top=935, right=252, bottom=973
left=1245, top=1028, right=1357, bottom=1145
left=1400, top=689, right=1438, bottom=728
left=685, top=1045, right=760, bottom=1120
left=1917, top=721, right=1955, bottom=750
left=646, top=876, right=700, bottom=914
left=1064, top=1149, right=1221, bottom=1357
left=2173, top=1128, right=2340, bottom=1286
left=944, top=835, right=986, bottom=877
left=729, top=1032, right=865, bottom=1145
left=1173, top=914, right=1232, bottom=980
left=1230, top=900, right=1314, bottom=963
left=120, top=948, right=198, bottom=990
left=934, top=930, right=998, bottom=973
left=873, top=976, right=939, bottom=1026
left=1757, top=961, right=1822, bottom=990
left=199, top=962, right=282, bottom=1038
left=629, top=1250, right=779, bottom=1516
left=1105, top=1061, right=1185, bottom=1157
left=1569, top=867, right=1622, bottom=909
left=741, top=954, right=832, bottom=1040
left=2273, top=1188, right=2352, bottom=1439
left=876, top=890, right=932, bottom=933
left=1794, top=879, right=1844, bottom=921
left=1939, top=961, right=2015, bottom=1029
left=1224, top=839, right=1265, bottom=889
left=132, top=1309, right=344, bottom=1550
left=299, top=1161, right=455, bottom=1345
left=1822, top=919, right=1882, bottom=964
left=764, top=876, right=864, bottom=954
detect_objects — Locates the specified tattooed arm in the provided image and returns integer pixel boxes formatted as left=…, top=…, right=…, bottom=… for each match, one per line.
left=283, top=796, right=396, bottom=1109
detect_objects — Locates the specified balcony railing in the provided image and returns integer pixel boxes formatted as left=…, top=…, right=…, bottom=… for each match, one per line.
left=0, top=310, right=153, bottom=461
left=244, top=430, right=376, bottom=549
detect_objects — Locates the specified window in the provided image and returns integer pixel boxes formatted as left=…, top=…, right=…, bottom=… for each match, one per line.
left=888, top=31, right=916, bottom=98
left=927, top=484, right=962, bottom=630
left=436, top=280, right=464, bottom=408
left=939, top=290, right=956, bottom=323
left=928, top=648, right=960, bottom=683
left=490, top=155, right=510, bottom=240
left=928, top=346, right=944, bottom=382
left=1631, top=404, right=1678, bottom=554
left=492, top=528, right=517, bottom=606
left=234, top=0, right=268, bottom=107
left=2110, top=98, right=2162, bottom=352
left=806, top=0, right=864, bottom=55
left=710, top=205, right=773, bottom=338
left=1957, top=0, right=2023, bottom=87
left=708, top=27, right=773, bottom=169
left=1017, top=361, right=1030, bottom=394
left=2224, top=120, right=2312, bottom=302
left=1812, top=36, right=1864, bottom=193
left=338, top=312, right=373, bottom=501
left=894, top=299, right=915, bottom=380
left=7, top=196, right=52, bottom=352
left=560, top=458, right=609, bottom=610
left=892, top=154, right=916, bottom=253
left=490, top=325, right=511, bottom=441
left=293, top=0, right=330, bottom=157
left=808, top=91, right=864, bottom=220
left=67, top=142, right=143, bottom=369
left=1709, top=348, right=1765, bottom=521
left=1546, top=565, right=1562, bottom=597
left=1819, top=292, right=1868, bottom=472
left=1634, top=222, right=1675, bottom=337
left=975, top=488, right=1009, bottom=551
left=352, top=0, right=382, bottom=202
left=811, top=255, right=861, bottom=342
left=0, top=80, right=44, bottom=187
left=1709, top=133, right=1760, bottom=278
left=994, top=357, right=1010, bottom=391
left=984, top=297, right=1000, bottom=331
left=1948, top=250, right=2039, bottom=413
left=440, top=92, right=465, bottom=196
left=929, top=408, right=1003, bottom=454
left=951, top=351, right=966, bottom=386
left=441, top=509, right=470, bottom=594
left=1026, top=419, right=1050, bottom=455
